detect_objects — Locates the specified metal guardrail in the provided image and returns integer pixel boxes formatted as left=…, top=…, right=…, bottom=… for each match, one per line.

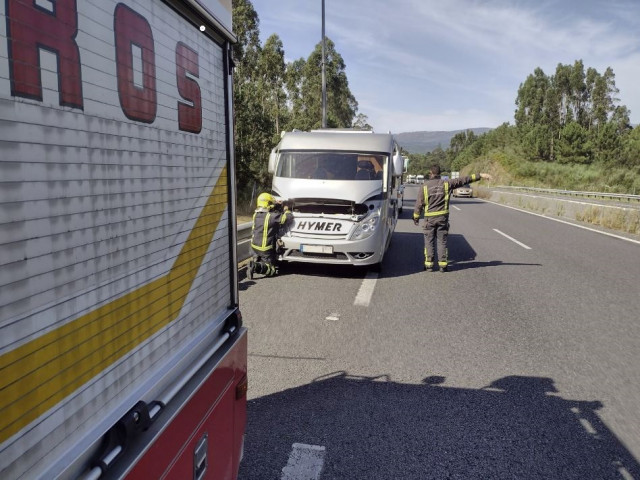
left=494, top=186, right=640, bottom=203
left=237, top=184, right=639, bottom=264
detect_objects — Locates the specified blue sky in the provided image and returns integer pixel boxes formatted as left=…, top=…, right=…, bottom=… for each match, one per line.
left=248, top=0, right=640, bottom=134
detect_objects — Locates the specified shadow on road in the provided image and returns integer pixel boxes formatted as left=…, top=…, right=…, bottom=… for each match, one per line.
left=238, top=230, right=540, bottom=285
left=238, top=372, right=639, bottom=480
left=380, top=232, right=541, bottom=277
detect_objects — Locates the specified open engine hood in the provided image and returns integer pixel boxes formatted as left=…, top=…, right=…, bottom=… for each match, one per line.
left=272, top=177, right=381, bottom=204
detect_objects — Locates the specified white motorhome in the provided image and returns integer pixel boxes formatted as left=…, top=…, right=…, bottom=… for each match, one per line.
left=267, top=130, right=404, bottom=271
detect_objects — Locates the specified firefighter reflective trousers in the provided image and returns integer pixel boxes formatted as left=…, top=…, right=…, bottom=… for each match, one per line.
left=423, top=215, right=449, bottom=267
left=251, top=249, right=279, bottom=277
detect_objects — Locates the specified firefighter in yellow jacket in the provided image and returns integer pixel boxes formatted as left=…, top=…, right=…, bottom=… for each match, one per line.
left=249, top=193, right=293, bottom=278
left=413, top=165, right=492, bottom=272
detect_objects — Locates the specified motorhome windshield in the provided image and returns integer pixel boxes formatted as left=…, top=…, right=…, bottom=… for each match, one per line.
left=276, top=152, right=387, bottom=181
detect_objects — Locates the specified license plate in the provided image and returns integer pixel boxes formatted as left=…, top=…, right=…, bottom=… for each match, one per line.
left=301, top=244, right=333, bottom=254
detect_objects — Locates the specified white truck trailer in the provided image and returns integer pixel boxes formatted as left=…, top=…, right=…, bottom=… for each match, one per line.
left=267, top=129, right=405, bottom=271
left=1, top=1, right=246, bottom=479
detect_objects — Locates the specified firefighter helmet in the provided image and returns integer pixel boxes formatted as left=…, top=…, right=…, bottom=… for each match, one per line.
left=256, top=192, right=275, bottom=209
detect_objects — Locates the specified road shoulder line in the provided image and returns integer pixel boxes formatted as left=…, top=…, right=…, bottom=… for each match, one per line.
left=483, top=199, right=640, bottom=245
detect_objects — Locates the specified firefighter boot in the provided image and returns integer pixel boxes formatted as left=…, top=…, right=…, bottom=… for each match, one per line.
left=424, top=255, right=435, bottom=271
left=439, top=248, right=449, bottom=272
left=424, top=249, right=435, bottom=271
left=265, top=263, right=278, bottom=277
left=252, top=261, right=270, bottom=276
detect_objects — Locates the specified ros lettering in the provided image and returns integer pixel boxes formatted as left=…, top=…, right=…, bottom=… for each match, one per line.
left=6, top=1, right=204, bottom=133
left=114, top=3, right=157, bottom=123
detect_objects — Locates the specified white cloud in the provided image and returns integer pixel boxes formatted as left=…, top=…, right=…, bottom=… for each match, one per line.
left=364, top=104, right=507, bottom=134
left=251, top=0, right=640, bottom=132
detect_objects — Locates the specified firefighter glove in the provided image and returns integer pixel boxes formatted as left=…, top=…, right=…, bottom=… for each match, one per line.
left=413, top=218, right=419, bottom=226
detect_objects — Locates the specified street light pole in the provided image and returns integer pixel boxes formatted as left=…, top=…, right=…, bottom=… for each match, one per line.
left=321, top=0, right=327, bottom=128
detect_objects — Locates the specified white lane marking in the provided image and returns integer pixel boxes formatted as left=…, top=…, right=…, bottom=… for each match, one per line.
left=281, top=443, right=326, bottom=480
left=578, top=417, right=597, bottom=435
left=452, top=205, right=461, bottom=211
left=570, top=406, right=597, bottom=435
left=493, top=228, right=532, bottom=249
left=484, top=199, right=640, bottom=246
left=618, top=465, right=634, bottom=480
left=325, top=313, right=340, bottom=321
left=354, top=271, right=378, bottom=306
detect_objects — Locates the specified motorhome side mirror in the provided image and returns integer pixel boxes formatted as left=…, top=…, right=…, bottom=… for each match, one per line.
left=268, top=150, right=278, bottom=173
left=392, top=153, right=404, bottom=177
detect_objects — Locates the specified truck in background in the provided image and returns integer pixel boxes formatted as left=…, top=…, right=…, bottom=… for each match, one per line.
left=1, top=1, right=246, bottom=479
left=267, top=129, right=405, bottom=271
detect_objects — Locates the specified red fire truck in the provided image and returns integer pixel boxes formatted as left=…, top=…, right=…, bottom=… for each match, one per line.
left=0, top=0, right=246, bottom=478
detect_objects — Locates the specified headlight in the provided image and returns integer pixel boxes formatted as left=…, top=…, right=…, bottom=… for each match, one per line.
left=350, top=213, right=380, bottom=240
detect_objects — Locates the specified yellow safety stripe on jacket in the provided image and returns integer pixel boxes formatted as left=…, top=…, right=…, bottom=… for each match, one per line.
left=413, top=185, right=428, bottom=219
left=471, top=174, right=477, bottom=181
left=251, top=212, right=274, bottom=251
left=424, top=182, right=450, bottom=217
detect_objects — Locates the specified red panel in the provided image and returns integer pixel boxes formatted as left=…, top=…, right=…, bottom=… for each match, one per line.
left=126, top=331, right=247, bottom=480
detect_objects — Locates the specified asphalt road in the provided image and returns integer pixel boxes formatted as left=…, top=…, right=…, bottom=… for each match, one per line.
left=237, top=184, right=640, bottom=480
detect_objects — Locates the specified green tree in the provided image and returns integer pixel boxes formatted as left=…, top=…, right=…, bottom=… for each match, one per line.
left=515, top=61, right=629, bottom=163
left=233, top=0, right=261, bottom=181
left=521, top=124, right=553, bottom=161
left=258, top=34, right=288, bottom=140
left=447, top=130, right=478, bottom=168
left=288, top=37, right=357, bottom=130
left=231, top=0, right=260, bottom=81
left=352, top=113, right=372, bottom=130
left=232, top=0, right=275, bottom=197
left=621, top=126, right=640, bottom=167
left=429, top=147, right=448, bottom=172
left=515, top=67, right=550, bottom=128
left=557, top=121, right=592, bottom=164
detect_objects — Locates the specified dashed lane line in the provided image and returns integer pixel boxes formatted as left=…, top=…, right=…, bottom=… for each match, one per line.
left=493, top=228, right=532, bottom=250
left=354, top=271, right=378, bottom=306
left=281, top=443, right=326, bottom=480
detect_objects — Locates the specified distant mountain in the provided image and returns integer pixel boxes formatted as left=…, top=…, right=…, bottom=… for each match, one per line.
left=395, top=128, right=492, bottom=154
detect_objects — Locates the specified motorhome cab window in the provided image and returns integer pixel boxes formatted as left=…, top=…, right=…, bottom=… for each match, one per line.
left=276, top=152, right=387, bottom=181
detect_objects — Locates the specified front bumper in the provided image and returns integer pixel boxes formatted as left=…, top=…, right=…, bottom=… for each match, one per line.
left=280, top=234, right=383, bottom=266
left=454, top=190, right=472, bottom=197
